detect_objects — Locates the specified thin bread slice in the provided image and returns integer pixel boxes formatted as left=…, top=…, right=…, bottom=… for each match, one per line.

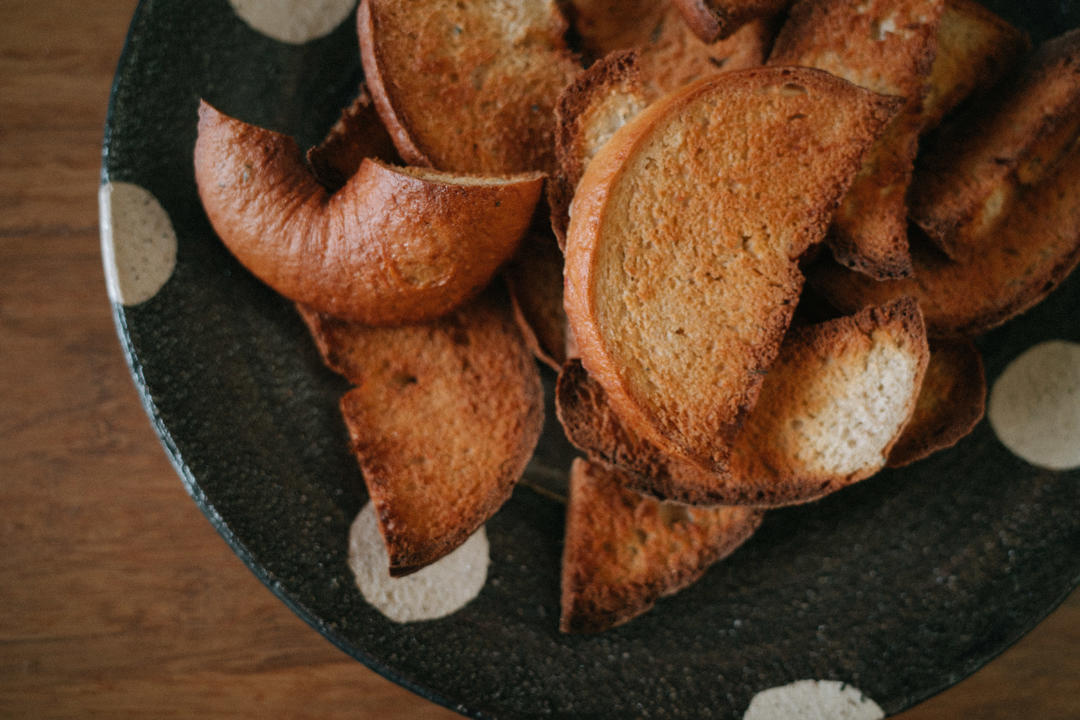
left=671, top=0, right=789, bottom=44
left=911, top=29, right=1080, bottom=261
left=564, top=67, right=900, bottom=472
left=560, top=458, right=762, bottom=633
left=558, top=298, right=929, bottom=506
left=298, top=289, right=543, bottom=576
left=306, top=82, right=399, bottom=190
left=358, top=0, right=581, bottom=174
left=888, top=339, right=985, bottom=467
left=504, top=229, right=569, bottom=371
left=194, top=102, right=543, bottom=326
left=811, top=134, right=1080, bottom=338
left=919, top=0, right=1030, bottom=133
left=769, top=0, right=944, bottom=280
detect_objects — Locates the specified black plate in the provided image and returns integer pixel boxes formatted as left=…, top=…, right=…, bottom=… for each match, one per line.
left=102, top=2, right=1080, bottom=717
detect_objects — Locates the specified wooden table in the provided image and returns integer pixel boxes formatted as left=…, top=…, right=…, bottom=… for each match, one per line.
left=2, top=1, right=1076, bottom=717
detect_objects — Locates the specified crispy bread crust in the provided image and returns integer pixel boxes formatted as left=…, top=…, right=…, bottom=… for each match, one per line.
left=358, top=0, right=581, bottom=175
left=557, top=298, right=928, bottom=506
left=305, top=82, right=399, bottom=190
left=888, top=339, right=985, bottom=467
left=769, top=0, right=945, bottom=280
left=298, top=289, right=543, bottom=576
left=194, top=102, right=543, bottom=326
left=912, top=29, right=1080, bottom=261
left=811, top=138, right=1080, bottom=338
left=560, top=458, right=762, bottom=633
left=671, top=0, right=788, bottom=44
left=564, top=67, right=900, bottom=471
left=504, top=230, right=569, bottom=370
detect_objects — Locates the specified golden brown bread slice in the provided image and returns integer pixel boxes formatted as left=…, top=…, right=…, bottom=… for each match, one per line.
left=769, top=0, right=944, bottom=280
left=560, top=458, right=762, bottom=633
left=919, top=0, right=1029, bottom=133
left=298, top=289, right=543, bottom=576
left=358, top=0, right=581, bottom=175
left=306, top=82, right=399, bottom=190
left=887, top=339, right=985, bottom=467
left=558, top=298, right=929, bottom=506
left=194, top=101, right=543, bottom=326
left=564, top=67, right=900, bottom=472
left=811, top=132, right=1080, bottom=338
left=671, top=0, right=789, bottom=43
left=504, top=229, right=570, bottom=371
left=911, top=29, right=1080, bottom=261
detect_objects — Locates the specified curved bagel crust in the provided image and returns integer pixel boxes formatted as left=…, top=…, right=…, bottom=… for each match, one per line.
left=194, top=101, right=543, bottom=325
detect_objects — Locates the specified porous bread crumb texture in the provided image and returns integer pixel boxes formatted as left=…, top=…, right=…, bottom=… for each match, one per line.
left=360, top=0, right=581, bottom=174
left=349, top=502, right=489, bottom=623
left=769, top=0, right=945, bottom=280
left=988, top=341, right=1080, bottom=471
left=299, top=289, right=543, bottom=575
left=560, top=458, right=762, bottom=633
left=571, top=67, right=899, bottom=470
left=811, top=129, right=1080, bottom=339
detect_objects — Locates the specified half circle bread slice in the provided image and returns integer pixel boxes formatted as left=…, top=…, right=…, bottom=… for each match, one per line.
left=564, top=67, right=900, bottom=472
left=358, top=0, right=580, bottom=174
left=194, top=101, right=543, bottom=326
left=558, top=298, right=928, bottom=506
left=298, top=289, right=543, bottom=576
left=560, top=458, right=762, bottom=633
left=769, top=0, right=945, bottom=280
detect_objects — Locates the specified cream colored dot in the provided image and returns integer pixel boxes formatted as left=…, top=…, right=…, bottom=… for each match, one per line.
left=348, top=502, right=488, bottom=623
left=99, top=182, right=177, bottom=306
left=228, top=0, right=357, bottom=44
left=989, top=340, right=1080, bottom=470
left=744, top=680, right=884, bottom=720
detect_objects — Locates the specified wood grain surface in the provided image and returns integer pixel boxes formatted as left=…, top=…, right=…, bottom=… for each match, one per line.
left=1, top=1, right=1076, bottom=717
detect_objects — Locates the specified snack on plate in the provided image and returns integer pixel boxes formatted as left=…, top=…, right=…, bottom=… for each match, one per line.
left=888, top=339, right=986, bottom=468
left=504, top=230, right=571, bottom=370
left=769, top=0, right=945, bottom=280
left=919, top=0, right=1029, bottom=132
left=358, top=0, right=581, bottom=174
left=560, top=458, right=762, bottom=633
left=564, top=67, right=900, bottom=473
left=811, top=126, right=1080, bottom=338
left=298, top=287, right=543, bottom=576
left=558, top=298, right=928, bottom=506
left=194, top=101, right=543, bottom=326
left=911, top=29, right=1080, bottom=261
left=671, top=0, right=789, bottom=43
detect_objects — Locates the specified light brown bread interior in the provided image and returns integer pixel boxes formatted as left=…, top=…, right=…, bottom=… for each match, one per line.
left=769, top=0, right=945, bottom=280
left=358, top=0, right=581, bottom=175
left=298, top=289, right=543, bottom=576
left=560, top=458, right=762, bottom=633
left=564, top=67, right=900, bottom=472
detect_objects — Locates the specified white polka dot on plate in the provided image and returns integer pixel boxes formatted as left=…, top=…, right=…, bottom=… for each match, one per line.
left=228, top=0, right=357, bottom=44
left=99, top=181, right=177, bottom=306
left=988, top=340, right=1080, bottom=470
left=348, top=502, right=489, bottom=623
left=744, top=680, right=884, bottom=720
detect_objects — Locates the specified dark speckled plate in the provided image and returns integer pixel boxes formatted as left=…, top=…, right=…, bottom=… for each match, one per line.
left=102, top=2, right=1079, bottom=717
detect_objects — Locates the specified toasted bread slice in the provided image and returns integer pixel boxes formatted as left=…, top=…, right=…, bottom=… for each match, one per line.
left=769, top=0, right=944, bottom=279
left=559, top=298, right=927, bottom=506
left=195, top=102, right=543, bottom=326
left=671, top=0, right=789, bottom=43
left=911, top=29, right=1080, bottom=261
left=505, top=229, right=569, bottom=370
left=812, top=133, right=1080, bottom=338
left=358, top=0, right=580, bottom=175
left=919, top=0, right=1029, bottom=133
left=560, top=458, right=762, bottom=633
left=298, top=289, right=543, bottom=576
left=564, top=67, right=899, bottom=472
left=888, top=339, right=985, bottom=467
left=306, top=83, right=399, bottom=190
